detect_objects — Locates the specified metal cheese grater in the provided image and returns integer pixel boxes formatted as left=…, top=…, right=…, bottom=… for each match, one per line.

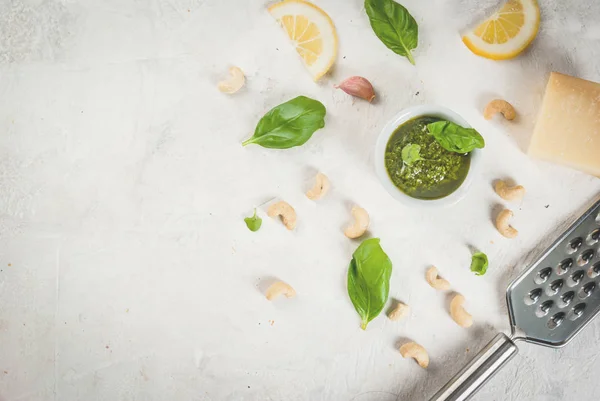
left=430, top=197, right=600, bottom=401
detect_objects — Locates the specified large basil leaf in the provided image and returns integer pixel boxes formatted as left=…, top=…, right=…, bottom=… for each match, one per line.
left=347, top=238, right=392, bottom=330
left=427, top=121, right=485, bottom=153
left=365, top=0, right=418, bottom=65
left=242, top=96, right=326, bottom=149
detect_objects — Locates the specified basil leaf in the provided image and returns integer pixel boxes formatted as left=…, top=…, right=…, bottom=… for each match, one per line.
left=427, top=121, right=485, bottom=153
left=401, top=143, right=422, bottom=165
left=347, top=238, right=392, bottom=330
left=242, top=96, right=326, bottom=149
left=470, top=252, right=489, bottom=276
left=244, top=209, right=262, bottom=232
left=365, top=0, right=418, bottom=65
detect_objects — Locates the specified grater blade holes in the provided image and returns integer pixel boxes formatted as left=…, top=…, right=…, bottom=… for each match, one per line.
left=587, top=229, right=600, bottom=246
left=508, top=200, right=600, bottom=345
left=558, top=291, right=575, bottom=308
left=577, top=249, right=595, bottom=266
left=536, top=300, right=554, bottom=317
left=578, top=282, right=596, bottom=299
left=548, top=312, right=566, bottom=329
left=556, top=259, right=573, bottom=275
left=588, top=262, right=600, bottom=279
left=524, top=288, right=543, bottom=305
left=567, top=237, right=584, bottom=254
left=568, top=303, right=586, bottom=321
left=546, top=279, right=564, bottom=296
left=534, top=267, right=553, bottom=284
left=567, top=270, right=585, bottom=287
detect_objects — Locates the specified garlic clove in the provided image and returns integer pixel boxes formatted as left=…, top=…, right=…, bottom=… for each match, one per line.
left=335, top=76, right=375, bottom=102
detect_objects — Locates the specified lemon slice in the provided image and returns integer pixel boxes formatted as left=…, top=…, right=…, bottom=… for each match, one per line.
left=462, top=0, right=540, bottom=60
left=268, top=0, right=337, bottom=81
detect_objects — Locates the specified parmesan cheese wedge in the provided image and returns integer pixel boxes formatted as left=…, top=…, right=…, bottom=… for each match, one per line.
left=529, top=72, right=600, bottom=177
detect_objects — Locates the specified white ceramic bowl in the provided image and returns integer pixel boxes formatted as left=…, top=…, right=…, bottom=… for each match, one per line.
left=374, top=105, right=481, bottom=208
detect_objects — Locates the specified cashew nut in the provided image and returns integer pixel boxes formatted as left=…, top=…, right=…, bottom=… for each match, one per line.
left=494, top=180, right=525, bottom=202
left=344, top=206, right=370, bottom=239
left=388, top=302, right=410, bottom=321
left=399, top=342, right=429, bottom=369
left=218, top=66, right=245, bottom=94
left=265, top=281, right=296, bottom=301
left=484, top=99, right=516, bottom=121
left=496, top=209, right=518, bottom=238
left=306, top=173, right=330, bottom=200
left=425, top=266, right=451, bottom=291
left=268, top=201, right=297, bottom=230
left=450, top=294, right=473, bottom=328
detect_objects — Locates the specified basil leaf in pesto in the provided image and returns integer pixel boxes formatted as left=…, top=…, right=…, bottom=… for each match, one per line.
left=242, top=96, right=326, bottom=149
left=401, top=143, right=423, bottom=165
left=365, top=0, right=418, bottom=65
left=244, top=209, right=262, bottom=232
left=427, top=121, right=485, bottom=154
left=470, top=252, right=489, bottom=276
left=347, top=238, right=392, bottom=330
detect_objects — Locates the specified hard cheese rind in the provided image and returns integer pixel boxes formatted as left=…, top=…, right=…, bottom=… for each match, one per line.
left=529, top=72, right=600, bottom=177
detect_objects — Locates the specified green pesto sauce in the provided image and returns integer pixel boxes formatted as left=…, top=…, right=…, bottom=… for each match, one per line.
left=385, top=116, right=471, bottom=200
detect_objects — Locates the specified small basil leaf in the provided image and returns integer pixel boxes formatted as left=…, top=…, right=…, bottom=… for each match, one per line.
left=347, top=238, right=392, bottom=330
left=244, top=209, right=262, bottom=232
left=365, top=0, right=419, bottom=65
left=401, top=143, right=422, bottom=165
left=427, top=121, right=485, bottom=153
left=242, top=96, right=326, bottom=149
left=470, top=252, right=489, bottom=276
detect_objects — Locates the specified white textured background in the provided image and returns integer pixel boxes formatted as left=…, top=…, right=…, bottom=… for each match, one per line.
left=0, top=0, right=599, bottom=400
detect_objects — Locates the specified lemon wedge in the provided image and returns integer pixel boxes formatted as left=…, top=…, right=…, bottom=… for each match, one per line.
left=462, top=0, right=540, bottom=60
left=268, top=0, right=338, bottom=81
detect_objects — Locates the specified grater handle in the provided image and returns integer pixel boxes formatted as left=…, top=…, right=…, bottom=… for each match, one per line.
left=428, top=333, right=518, bottom=401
